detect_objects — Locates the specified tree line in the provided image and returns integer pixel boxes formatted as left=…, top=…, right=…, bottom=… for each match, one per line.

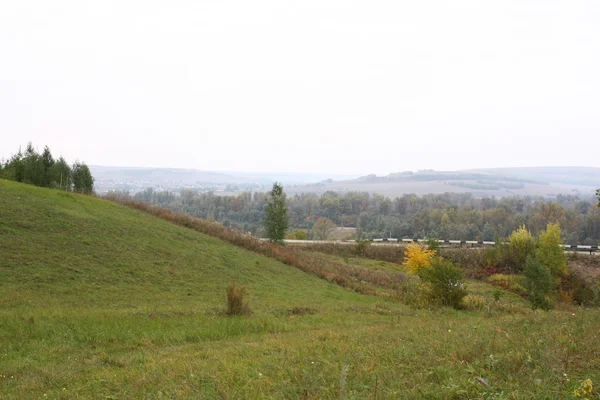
left=1, top=143, right=95, bottom=194
left=107, top=187, right=600, bottom=244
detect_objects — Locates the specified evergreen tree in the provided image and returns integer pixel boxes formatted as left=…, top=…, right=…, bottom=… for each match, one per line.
left=41, top=146, right=55, bottom=187
left=264, top=182, right=288, bottom=243
left=22, top=143, right=45, bottom=186
left=72, top=162, right=94, bottom=194
left=4, top=148, right=24, bottom=182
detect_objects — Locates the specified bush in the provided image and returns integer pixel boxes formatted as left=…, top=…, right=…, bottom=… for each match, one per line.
left=226, top=282, right=251, bottom=316
left=398, top=279, right=430, bottom=309
left=493, top=289, right=503, bottom=302
left=286, top=229, right=307, bottom=240
left=523, top=255, right=554, bottom=310
left=559, top=272, right=597, bottom=307
left=484, top=242, right=512, bottom=270
left=353, top=239, right=368, bottom=256
left=439, top=248, right=488, bottom=279
left=487, top=274, right=527, bottom=296
left=462, top=294, right=486, bottom=310
left=417, top=257, right=467, bottom=309
left=575, top=285, right=597, bottom=307
left=425, top=237, right=440, bottom=252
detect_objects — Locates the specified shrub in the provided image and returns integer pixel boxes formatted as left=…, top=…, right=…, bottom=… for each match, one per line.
left=508, top=225, right=535, bottom=271
left=286, top=229, right=307, bottom=240
left=288, top=307, right=316, bottom=316
left=439, top=248, right=488, bottom=279
left=487, top=274, right=527, bottom=296
left=417, top=257, right=467, bottom=309
left=425, top=237, right=440, bottom=252
left=353, top=239, right=368, bottom=256
left=398, top=279, right=430, bottom=309
left=485, top=242, right=512, bottom=270
left=560, top=272, right=597, bottom=307
left=226, top=282, right=251, bottom=316
left=523, top=255, right=554, bottom=310
left=493, top=289, right=503, bottom=302
left=462, top=294, right=486, bottom=310
left=403, top=244, right=436, bottom=275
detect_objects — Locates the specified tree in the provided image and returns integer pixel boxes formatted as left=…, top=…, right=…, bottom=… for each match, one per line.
left=536, top=223, right=568, bottom=278
left=597, top=189, right=600, bottom=207
left=49, top=157, right=72, bottom=190
left=21, top=143, right=45, bottom=186
left=41, top=146, right=55, bottom=187
left=508, top=225, right=535, bottom=271
left=3, top=149, right=24, bottom=182
left=402, top=244, right=436, bottom=274
left=313, top=217, right=336, bottom=240
left=264, top=182, right=288, bottom=243
left=72, top=162, right=94, bottom=194
left=523, top=255, right=554, bottom=310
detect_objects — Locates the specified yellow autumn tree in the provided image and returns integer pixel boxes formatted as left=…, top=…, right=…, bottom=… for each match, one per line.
left=536, top=222, right=567, bottom=278
left=508, top=225, right=535, bottom=270
left=403, top=244, right=436, bottom=274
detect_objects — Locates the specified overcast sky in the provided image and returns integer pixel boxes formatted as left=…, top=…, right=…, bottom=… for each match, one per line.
left=1, top=1, right=599, bottom=175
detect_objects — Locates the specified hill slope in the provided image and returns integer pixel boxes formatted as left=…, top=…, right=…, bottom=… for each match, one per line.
left=0, top=179, right=373, bottom=311
left=1, top=180, right=599, bottom=399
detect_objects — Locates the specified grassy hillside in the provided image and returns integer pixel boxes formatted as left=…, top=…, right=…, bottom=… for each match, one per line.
left=1, top=180, right=599, bottom=399
left=0, top=179, right=369, bottom=311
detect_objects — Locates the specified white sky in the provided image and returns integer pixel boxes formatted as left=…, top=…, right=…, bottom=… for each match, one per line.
left=1, top=1, right=599, bottom=175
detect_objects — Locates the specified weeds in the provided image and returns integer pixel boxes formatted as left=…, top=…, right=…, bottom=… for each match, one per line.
left=226, top=282, right=251, bottom=316
left=463, top=294, right=487, bottom=310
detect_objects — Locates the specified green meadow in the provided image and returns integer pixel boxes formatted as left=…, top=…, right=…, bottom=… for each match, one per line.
left=1, top=179, right=599, bottom=399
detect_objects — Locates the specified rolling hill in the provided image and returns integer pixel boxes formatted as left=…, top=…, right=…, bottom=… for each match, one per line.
left=287, top=167, right=600, bottom=198
left=1, top=179, right=599, bottom=399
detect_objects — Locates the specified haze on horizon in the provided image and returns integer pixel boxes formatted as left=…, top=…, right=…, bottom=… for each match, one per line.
left=2, top=1, right=599, bottom=176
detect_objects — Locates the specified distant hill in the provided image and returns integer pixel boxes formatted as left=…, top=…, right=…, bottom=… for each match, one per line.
left=89, top=165, right=256, bottom=193
left=285, top=167, right=600, bottom=198
left=89, top=165, right=599, bottom=198
left=469, top=167, right=600, bottom=187
left=89, top=165, right=358, bottom=193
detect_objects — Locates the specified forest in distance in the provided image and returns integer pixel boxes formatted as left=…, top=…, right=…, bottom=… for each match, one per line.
left=106, top=188, right=600, bottom=245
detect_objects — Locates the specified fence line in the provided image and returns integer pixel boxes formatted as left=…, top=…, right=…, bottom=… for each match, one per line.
left=272, top=238, right=599, bottom=254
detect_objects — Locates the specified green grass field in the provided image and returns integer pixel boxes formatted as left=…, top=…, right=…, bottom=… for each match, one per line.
left=1, top=180, right=599, bottom=399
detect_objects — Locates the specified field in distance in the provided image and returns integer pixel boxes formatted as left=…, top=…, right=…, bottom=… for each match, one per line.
left=1, top=179, right=599, bottom=399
